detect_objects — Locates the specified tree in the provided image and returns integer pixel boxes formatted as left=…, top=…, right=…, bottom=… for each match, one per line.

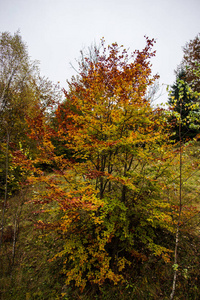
left=0, top=31, right=30, bottom=111
left=168, top=69, right=200, bottom=141
left=168, top=34, right=200, bottom=142
left=181, top=33, right=200, bottom=93
left=0, top=31, right=60, bottom=270
left=0, top=31, right=61, bottom=190
left=0, top=31, right=34, bottom=251
left=18, top=38, right=182, bottom=292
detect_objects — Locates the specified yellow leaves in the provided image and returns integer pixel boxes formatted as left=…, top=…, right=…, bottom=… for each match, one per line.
left=125, top=131, right=137, bottom=145
left=19, top=37, right=185, bottom=294
left=60, top=215, right=73, bottom=231
left=42, top=138, right=55, bottom=153
left=117, top=257, right=131, bottom=272
left=162, top=252, right=172, bottom=263
left=148, top=243, right=173, bottom=260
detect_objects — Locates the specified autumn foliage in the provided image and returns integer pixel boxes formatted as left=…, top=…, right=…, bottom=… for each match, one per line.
left=12, top=37, right=200, bottom=295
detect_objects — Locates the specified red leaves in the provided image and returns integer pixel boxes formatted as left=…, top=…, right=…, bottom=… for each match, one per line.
left=131, top=249, right=148, bottom=262
left=12, top=150, right=34, bottom=172
left=85, top=170, right=105, bottom=179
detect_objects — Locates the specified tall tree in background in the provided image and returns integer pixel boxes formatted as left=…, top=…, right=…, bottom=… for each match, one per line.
left=168, top=69, right=199, bottom=141
left=0, top=31, right=60, bottom=150
left=0, top=31, right=35, bottom=250
left=168, top=34, right=200, bottom=141
left=0, top=31, right=60, bottom=271
left=0, top=31, right=60, bottom=191
left=182, top=33, right=200, bottom=93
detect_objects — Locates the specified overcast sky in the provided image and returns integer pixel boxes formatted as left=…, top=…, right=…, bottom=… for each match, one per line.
left=0, top=0, right=199, bottom=104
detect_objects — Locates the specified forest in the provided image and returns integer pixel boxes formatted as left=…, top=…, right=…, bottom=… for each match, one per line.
left=0, top=31, right=200, bottom=300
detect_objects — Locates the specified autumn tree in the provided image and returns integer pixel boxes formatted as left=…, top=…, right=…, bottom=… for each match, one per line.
left=0, top=31, right=60, bottom=272
left=0, top=31, right=61, bottom=189
left=181, top=33, right=200, bottom=92
left=17, top=37, right=184, bottom=294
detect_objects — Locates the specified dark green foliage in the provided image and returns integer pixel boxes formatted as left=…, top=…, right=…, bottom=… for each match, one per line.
left=168, top=70, right=200, bottom=141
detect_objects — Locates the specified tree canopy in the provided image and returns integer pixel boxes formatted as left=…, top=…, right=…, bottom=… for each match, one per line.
left=168, top=33, right=200, bottom=142
left=19, top=37, right=181, bottom=290
left=182, top=33, right=200, bottom=93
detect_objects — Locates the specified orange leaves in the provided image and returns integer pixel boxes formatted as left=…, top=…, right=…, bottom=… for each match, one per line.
left=58, top=38, right=157, bottom=150
left=131, top=249, right=148, bottom=262
left=17, top=38, right=183, bottom=292
left=85, top=169, right=105, bottom=179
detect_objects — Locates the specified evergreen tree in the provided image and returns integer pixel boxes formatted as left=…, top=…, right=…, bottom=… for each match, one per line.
left=168, top=69, right=200, bottom=141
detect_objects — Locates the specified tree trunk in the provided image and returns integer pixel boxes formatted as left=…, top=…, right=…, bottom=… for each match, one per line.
left=170, top=102, right=183, bottom=300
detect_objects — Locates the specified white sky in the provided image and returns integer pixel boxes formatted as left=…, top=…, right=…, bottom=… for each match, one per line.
left=0, top=0, right=199, bottom=104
